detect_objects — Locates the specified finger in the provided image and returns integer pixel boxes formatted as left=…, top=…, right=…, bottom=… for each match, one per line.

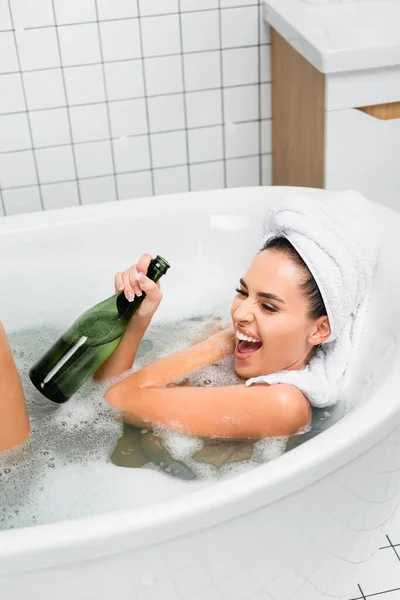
left=137, top=253, right=152, bottom=275
left=137, top=273, right=163, bottom=302
left=114, top=272, right=124, bottom=292
left=122, top=270, right=134, bottom=302
left=128, top=265, right=142, bottom=297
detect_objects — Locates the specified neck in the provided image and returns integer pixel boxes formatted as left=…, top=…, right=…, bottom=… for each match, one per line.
left=285, top=345, right=316, bottom=371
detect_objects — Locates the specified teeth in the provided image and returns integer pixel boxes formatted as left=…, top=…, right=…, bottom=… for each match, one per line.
left=236, top=331, right=259, bottom=343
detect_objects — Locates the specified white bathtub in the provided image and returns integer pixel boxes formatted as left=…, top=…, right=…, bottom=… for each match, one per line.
left=1, top=186, right=400, bottom=600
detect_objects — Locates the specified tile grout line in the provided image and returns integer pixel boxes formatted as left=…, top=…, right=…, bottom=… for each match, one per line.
left=0, top=4, right=269, bottom=208
left=177, top=0, right=192, bottom=191
left=49, top=0, right=82, bottom=205
left=0, top=4, right=261, bottom=33
left=0, top=42, right=270, bottom=79
left=365, top=587, right=400, bottom=598
left=0, top=118, right=272, bottom=156
left=93, top=0, right=119, bottom=202
left=0, top=153, right=272, bottom=192
left=6, top=0, right=44, bottom=212
left=358, top=583, right=367, bottom=599
left=0, top=82, right=271, bottom=118
left=217, top=0, right=227, bottom=188
left=386, top=535, right=400, bottom=561
left=137, top=0, right=155, bottom=197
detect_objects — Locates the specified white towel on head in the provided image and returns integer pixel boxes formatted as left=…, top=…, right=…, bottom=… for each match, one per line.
left=245, top=190, right=383, bottom=408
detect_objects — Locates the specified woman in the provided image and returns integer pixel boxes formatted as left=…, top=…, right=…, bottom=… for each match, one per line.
left=97, top=237, right=331, bottom=439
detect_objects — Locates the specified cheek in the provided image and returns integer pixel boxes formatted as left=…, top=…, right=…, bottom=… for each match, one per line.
left=259, top=314, right=308, bottom=345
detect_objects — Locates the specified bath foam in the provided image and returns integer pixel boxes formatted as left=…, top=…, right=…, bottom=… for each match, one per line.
left=0, top=315, right=294, bottom=530
left=149, top=356, right=289, bottom=481
left=0, top=326, right=125, bottom=530
left=0, top=316, right=231, bottom=530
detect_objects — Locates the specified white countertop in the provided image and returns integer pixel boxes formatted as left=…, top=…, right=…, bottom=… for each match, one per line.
left=264, top=0, right=400, bottom=74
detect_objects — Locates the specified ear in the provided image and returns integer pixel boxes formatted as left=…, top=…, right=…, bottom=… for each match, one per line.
left=308, top=316, right=331, bottom=346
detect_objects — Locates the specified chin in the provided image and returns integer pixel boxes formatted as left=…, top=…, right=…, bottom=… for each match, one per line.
left=234, top=358, right=257, bottom=379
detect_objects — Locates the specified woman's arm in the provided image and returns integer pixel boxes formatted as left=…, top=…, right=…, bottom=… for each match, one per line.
left=94, top=314, right=152, bottom=381
left=105, top=328, right=310, bottom=438
left=94, top=254, right=163, bottom=381
left=106, top=382, right=311, bottom=439
left=112, top=328, right=235, bottom=389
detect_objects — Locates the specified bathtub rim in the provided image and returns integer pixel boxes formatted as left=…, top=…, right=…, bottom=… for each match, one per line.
left=0, top=186, right=399, bottom=576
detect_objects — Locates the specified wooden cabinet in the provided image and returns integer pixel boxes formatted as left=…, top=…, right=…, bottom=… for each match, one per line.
left=271, top=30, right=400, bottom=211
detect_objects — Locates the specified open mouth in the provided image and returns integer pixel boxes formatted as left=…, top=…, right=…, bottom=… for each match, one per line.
left=235, top=330, right=263, bottom=360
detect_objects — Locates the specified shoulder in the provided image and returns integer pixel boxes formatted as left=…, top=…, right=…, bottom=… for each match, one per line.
left=272, top=384, right=311, bottom=432
left=246, top=383, right=311, bottom=435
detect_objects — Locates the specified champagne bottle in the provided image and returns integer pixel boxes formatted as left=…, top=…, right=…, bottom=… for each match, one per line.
left=29, top=256, right=170, bottom=404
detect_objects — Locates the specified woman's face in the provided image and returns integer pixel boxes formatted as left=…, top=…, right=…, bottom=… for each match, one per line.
left=231, top=249, right=320, bottom=380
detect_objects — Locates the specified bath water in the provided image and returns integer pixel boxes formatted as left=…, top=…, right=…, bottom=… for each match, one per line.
left=0, top=315, right=341, bottom=531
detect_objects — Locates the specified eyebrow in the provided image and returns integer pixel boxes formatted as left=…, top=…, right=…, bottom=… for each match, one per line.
left=240, top=278, right=285, bottom=304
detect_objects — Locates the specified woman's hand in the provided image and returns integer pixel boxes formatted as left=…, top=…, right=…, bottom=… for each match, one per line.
left=95, top=254, right=162, bottom=381
left=114, top=254, right=163, bottom=321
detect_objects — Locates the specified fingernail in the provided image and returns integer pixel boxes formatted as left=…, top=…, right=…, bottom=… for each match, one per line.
left=134, top=286, right=142, bottom=297
left=126, top=291, right=134, bottom=302
left=137, top=272, right=146, bottom=284
left=118, top=284, right=124, bottom=291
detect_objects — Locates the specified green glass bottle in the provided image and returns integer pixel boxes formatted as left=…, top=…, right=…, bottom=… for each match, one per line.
left=29, top=256, right=170, bottom=404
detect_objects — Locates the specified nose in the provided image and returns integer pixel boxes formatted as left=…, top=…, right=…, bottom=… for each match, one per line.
left=233, top=296, right=256, bottom=323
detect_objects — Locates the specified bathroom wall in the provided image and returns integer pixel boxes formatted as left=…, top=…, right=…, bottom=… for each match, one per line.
left=0, top=0, right=271, bottom=216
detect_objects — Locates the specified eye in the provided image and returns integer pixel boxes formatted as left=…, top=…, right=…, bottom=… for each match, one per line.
left=235, top=287, right=247, bottom=297
left=261, top=303, right=278, bottom=313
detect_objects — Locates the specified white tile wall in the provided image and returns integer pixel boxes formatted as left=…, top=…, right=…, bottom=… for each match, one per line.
left=64, top=65, right=105, bottom=105
left=0, top=0, right=12, bottom=30
left=23, top=70, right=65, bottom=110
left=36, top=146, right=76, bottom=183
left=10, top=0, right=54, bottom=29
left=0, top=73, right=25, bottom=113
left=54, top=0, right=96, bottom=25
left=97, top=0, right=138, bottom=20
left=117, top=171, right=153, bottom=200
left=70, top=103, right=109, bottom=143
left=221, top=6, right=259, bottom=48
left=16, top=29, right=60, bottom=71
left=226, top=155, right=260, bottom=187
left=183, top=50, right=221, bottom=91
left=80, top=175, right=117, bottom=204
left=75, top=140, right=113, bottom=178
left=58, top=24, right=101, bottom=66
left=29, top=108, right=71, bottom=148
left=180, top=0, right=218, bottom=11
left=0, top=150, right=37, bottom=188
left=104, top=60, right=144, bottom=100
left=0, top=0, right=271, bottom=216
left=0, top=32, right=18, bottom=73
left=139, top=0, right=179, bottom=16
left=148, top=94, right=186, bottom=132
left=186, top=90, right=222, bottom=128
left=0, top=113, right=31, bottom=152
left=109, top=98, right=148, bottom=137
left=153, top=165, right=189, bottom=195
left=144, top=55, right=183, bottom=95
left=181, top=11, right=220, bottom=53
left=99, top=20, right=141, bottom=62
left=151, top=131, right=187, bottom=168
left=41, top=181, right=80, bottom=210
left=112, top=136, right=150, bottom=173
left=189, top=125, right=224, bottom=163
